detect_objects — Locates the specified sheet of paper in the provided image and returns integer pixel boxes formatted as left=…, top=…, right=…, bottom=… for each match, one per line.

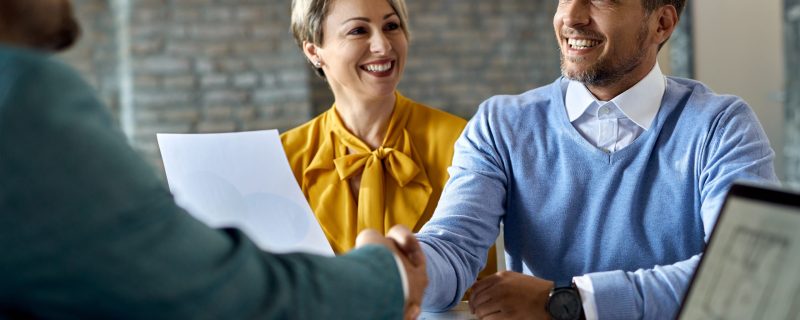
left=157, top=130, right=333, bottom=256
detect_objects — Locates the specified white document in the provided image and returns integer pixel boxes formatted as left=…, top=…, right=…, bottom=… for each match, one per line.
left=157, top=130, right=334, bottom=256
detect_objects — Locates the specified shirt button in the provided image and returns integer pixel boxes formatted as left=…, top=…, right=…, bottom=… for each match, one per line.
left=599, top=107, right=610, bottom=115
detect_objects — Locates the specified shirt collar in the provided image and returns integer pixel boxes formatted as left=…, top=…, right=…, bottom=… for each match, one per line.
left=565, top=62, right=666, bottom=130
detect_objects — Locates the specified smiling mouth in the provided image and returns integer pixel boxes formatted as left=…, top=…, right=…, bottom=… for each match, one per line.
left=361, top=61, right=394, bottom=74
left=567, top=38, right=601, bottom=50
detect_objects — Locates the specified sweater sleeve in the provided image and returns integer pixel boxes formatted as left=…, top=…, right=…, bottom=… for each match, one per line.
left=0, top=51, right=404, bottom=319
left=417, top=102, right=507, bottom=311
left=586, top=100, right=779, bottom=319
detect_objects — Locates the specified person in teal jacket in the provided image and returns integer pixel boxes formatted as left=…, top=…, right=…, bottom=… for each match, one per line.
left=0, top=1, right=425, bottom=319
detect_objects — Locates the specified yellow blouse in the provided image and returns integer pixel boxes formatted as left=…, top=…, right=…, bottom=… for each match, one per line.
left=281, top=92, right=467, bottom=254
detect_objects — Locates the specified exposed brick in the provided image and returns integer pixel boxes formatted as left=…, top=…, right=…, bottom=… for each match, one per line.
left=215, top=59, right=249, bottom=72
left=135, top=57, right=192, bottom=74
left=62, top=0, right=712, bottom=177
left=135, top=91, right=193, bottom=107
left=136, top=123, right=193, bottom=137
left=134, top=75, right=160, bottom=89
left=134, top=0, right=167, bottom=7
left=162, top=75, right=196, bottom=89
left=194, top=59, right=214, bottom=73
left=173, top=0, right=214, bottom=5
left=233, top=73, right=259, bottom=88
left=200, top=74, right=229, bottom=88
left=203, top=7, right=234, bottom=21
left=202, top=44, right=231, bottom=56
left=236, top=105, right=257, bottom=120
left=134, top=8, right=168, bottom=23
left=203, top=105, right=234, bottom=120
left=186, top=24, right=247, bottom=40
left=197, top=120, right=237, bottom=133
left=172, top=8, right=203, bottom=21
left=132, top=39, right=164, bottom=55
left=253, top=89, right=284, bottom=104
left=164, top=42, right=203, bottom=56
left=161, top=108, right=201, bottom=123
left=235, top=6, right=267, bottom=22
left=203, top=90, right=249, bottom=106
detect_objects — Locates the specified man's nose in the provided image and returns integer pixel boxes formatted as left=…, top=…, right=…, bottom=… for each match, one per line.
left=560, top=1, right=591, bottom=28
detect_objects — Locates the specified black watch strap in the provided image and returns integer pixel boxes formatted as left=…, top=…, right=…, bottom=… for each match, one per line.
left=547, top=279, right=585, bottom=320
left=555, top=280, right=573, bottom=289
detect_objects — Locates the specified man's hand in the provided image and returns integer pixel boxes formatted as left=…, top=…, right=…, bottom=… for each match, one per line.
left=356, top=225, right=427, bottom=320
left=468, top=271, right=553, bottom=320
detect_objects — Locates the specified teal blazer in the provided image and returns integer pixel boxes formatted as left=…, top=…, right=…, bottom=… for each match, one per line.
left=0, top=45, right=403, bottom=319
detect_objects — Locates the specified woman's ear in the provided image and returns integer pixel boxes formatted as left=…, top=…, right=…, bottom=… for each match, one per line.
left=303, top=41, right=323, bottom=67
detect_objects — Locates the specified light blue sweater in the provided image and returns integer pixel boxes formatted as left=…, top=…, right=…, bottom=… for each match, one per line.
left=417, top=77, right=778, bottom=319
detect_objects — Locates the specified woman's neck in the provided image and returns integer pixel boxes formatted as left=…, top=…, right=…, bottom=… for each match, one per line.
left=334, top=93, right=396, bottom=150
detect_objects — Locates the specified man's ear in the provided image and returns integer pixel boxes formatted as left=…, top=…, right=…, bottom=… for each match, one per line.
left=653, top=5, right=679, bottom=47
left=303, top=41, right=322, bottom=67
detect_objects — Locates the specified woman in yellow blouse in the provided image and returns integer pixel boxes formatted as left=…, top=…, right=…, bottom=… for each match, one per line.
left=284, top=0, right=487, bottom=264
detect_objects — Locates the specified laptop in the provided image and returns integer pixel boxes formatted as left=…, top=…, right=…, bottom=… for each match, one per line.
left=678, top=183, right=800, bottom=319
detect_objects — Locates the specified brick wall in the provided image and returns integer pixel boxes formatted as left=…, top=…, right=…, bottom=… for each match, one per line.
left=129, top=0, right=310, bottom=166
left=62, top=0, right=563, bottom=170
left=787, top=0, right=800, bottom=188
left=63, top=0, right=311, bottom=170
left=62, top=0, right=700, bottom=175
left=61, top=0, right=120, bottom=117
left=308, top=2, right=562, bottom=118
left=399, top=1, right=560, bottom=118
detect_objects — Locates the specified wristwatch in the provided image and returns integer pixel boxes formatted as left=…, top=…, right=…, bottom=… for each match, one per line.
left=546, top=280, right=584, bottom=320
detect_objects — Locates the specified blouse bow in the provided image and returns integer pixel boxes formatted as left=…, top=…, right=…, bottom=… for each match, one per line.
left=333, top=130, right=422, bottom=232
left=301, top=95, right=433, bottom=253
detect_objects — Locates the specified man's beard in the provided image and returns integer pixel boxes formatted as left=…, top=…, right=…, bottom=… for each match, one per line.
left=560, top=23, right=648, bottom=87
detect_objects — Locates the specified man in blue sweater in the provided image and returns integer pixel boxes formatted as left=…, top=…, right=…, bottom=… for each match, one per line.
left=414, top=0, right=778, bottom=319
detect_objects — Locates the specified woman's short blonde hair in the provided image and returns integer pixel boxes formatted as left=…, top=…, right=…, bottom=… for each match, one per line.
left=290, top=0, right=410, bottom=78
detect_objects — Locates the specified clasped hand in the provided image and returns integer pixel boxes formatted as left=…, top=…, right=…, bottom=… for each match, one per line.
left=356, top=225, right=428, bottom=320
left=469, top=271, right=554, bottom=320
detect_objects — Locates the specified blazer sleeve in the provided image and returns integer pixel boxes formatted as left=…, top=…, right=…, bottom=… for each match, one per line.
left=0, top=52, right=403, bottom=319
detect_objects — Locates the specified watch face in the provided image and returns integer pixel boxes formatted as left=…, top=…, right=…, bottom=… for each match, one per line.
left=548, top=289, right=582, bottom=320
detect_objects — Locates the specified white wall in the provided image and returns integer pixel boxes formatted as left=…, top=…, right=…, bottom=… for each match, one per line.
left=693, top=0, right=786, bottom=180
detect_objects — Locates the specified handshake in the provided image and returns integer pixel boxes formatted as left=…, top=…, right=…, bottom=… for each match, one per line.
left=356, top=226, right=429, bottom=320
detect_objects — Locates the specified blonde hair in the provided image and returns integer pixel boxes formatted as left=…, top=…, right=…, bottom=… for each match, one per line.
left=290, top=0, right=410, bottom=77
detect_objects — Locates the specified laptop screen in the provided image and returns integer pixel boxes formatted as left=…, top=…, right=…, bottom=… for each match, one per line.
left=679, top=184, right=800, bottom=319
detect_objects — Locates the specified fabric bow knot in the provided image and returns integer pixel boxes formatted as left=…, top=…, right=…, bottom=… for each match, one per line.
left=331, top=131, right=423, bottom=233
left=333, top=146, right=420, bottom=187
left=299, top=98, right=435, bottom=253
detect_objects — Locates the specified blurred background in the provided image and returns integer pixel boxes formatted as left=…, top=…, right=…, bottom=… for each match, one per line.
left=60, top=0, right=798, bottom=188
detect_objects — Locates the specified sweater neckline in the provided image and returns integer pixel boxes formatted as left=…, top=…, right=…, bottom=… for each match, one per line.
left=551, top=77, right=678, bottom=164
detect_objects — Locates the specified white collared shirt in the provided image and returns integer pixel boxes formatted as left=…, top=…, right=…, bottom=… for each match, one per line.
left=565, top=63, right=666, bottom=153
left=567, top=63, right=667, bottom=320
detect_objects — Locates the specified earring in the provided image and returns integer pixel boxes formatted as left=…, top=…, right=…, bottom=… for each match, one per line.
left=313, top=60, right=322, bottom=68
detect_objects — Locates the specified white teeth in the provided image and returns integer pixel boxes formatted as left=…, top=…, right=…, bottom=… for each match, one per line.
left=364, top=62, right=392, bottom=72
left=568, top=38, right=600, bottom=49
